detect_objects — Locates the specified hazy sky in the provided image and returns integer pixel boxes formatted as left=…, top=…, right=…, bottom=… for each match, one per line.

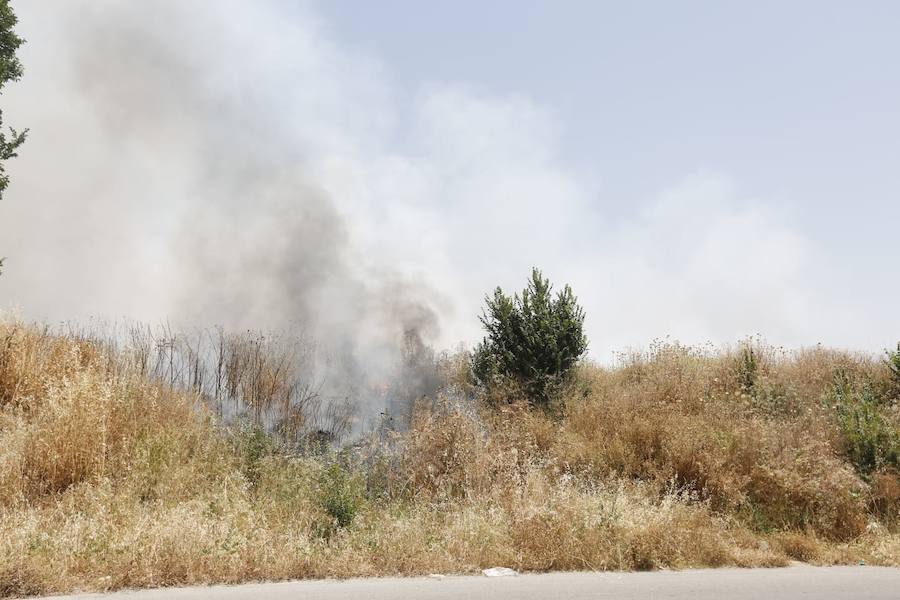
left=0, top=1, right=898, bottom=359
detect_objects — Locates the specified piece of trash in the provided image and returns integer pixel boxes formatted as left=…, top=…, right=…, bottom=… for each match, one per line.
left=482, top=567, right=518, bottom=577
left=428, top=574, right=446, bottom=580
left=858, top=560, right=866, bottom=566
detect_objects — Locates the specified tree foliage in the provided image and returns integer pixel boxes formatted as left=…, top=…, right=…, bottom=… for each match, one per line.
left=0, top=0, right=26, bottom=274
left=472, top=268, right=588, bottom=407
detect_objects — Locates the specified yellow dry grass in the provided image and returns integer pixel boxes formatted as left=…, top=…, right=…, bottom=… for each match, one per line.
left=0, top=322, right=897, bottom=597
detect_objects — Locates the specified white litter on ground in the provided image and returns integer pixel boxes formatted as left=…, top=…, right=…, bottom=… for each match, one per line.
left=482, top=567, right=518, bottom=577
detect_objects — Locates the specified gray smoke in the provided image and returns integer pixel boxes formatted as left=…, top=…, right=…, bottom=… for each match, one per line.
left=0, top=1, right=444, bottom=427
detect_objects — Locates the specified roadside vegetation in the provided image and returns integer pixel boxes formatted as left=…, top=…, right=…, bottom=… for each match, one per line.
left=0, top=0, right=895, bottom=595
left=1, top=273, right=898, bottom=597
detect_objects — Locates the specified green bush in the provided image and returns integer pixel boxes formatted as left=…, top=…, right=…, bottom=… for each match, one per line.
left=831, top=372, right=899, bottom=478
left=319, top=462, right=365, bottom=529
left=885, top=342, right=900, bottom=400
left=734, top=344, right=759, bottom=393
left=472, top=268, right=588, bottom=407
left=237, top=424, right=275, bottom=488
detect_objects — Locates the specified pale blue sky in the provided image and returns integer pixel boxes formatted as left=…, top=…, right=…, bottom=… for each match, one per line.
left=318, top=0, right=900, bottom=234
left=314, top=0, right=900, bottom=351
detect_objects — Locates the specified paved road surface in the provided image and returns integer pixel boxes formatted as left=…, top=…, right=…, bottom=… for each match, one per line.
left=41, top=566, right=899, bottom=600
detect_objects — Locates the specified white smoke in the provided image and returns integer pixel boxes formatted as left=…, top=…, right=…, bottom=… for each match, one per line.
left=0, top=0, right=891, bottom=365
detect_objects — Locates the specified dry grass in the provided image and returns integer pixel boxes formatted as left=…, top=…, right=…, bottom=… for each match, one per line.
left=0, top=322, right=897, bottom=597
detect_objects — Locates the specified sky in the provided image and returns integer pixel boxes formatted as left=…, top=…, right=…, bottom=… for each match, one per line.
left=0, top=0, right=898, bottom=361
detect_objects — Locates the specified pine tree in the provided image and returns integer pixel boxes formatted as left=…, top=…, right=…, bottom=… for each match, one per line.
left=473, top=268, right=588, bottom=407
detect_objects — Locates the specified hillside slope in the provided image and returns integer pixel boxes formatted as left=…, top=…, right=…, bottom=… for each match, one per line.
left=1, top=322, right=897, bottom=597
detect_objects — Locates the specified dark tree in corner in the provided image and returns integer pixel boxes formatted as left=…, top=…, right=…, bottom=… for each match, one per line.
left=0, top=0, right=26, bottom=275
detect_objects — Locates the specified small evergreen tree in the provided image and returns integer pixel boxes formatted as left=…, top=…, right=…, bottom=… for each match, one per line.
left=472, top=268, right=588, bottom=407
left=0, top=0, right=27, bottom=275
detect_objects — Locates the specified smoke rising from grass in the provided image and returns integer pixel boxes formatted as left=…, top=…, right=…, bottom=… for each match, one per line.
left=0, top=0, right=889, bottom=382
left=0, top=1, right=449, bottom=428
left=72, top=2, right=440, bottom=345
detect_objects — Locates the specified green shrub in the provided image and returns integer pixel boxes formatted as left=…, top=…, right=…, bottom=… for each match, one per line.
left=472, top=268, right=587, bottom=407
left=831, top=371, right=900, bottom=477
left=237, top=424, right=275, bottom=488
left=885, top=342, right=900, bottom=400
left=734, top=344, right=759, bottom=393
left=319, top=462, right=365, bottom=529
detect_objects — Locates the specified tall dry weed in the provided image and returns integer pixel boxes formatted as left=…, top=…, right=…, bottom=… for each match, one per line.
left=0, top=320, right=897, bottom=597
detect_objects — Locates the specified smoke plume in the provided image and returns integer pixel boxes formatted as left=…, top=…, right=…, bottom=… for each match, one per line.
left=0, top=1, right=452, bottom=431
left=1, top=0, right=888, bottom=384
left=6, top=2, right=436, bottom=349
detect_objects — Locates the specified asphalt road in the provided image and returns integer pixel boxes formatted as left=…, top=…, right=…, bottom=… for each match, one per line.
left=41, top=566, right=900, bottom=600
